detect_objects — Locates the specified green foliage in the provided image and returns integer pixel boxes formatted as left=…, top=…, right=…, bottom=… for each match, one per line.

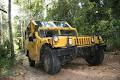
left=14, top=0, right=44, bottom=20
left=13, top=16, right=24, bottom=52
left=14, top=0, right=120, bottom=51
left=106, top=20, right=120, bottom=50
left=0, top=40, right=15, bottom=69
left=46, top=0, right=120, bottom=51
left=104, top=0, right=120, bottom=19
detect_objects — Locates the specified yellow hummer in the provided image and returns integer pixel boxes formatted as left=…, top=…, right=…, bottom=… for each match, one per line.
left=25, top=20, right=105, bottom=74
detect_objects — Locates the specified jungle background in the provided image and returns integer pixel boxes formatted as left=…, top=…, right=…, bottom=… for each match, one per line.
left=0, top=0, right=120, bottom=79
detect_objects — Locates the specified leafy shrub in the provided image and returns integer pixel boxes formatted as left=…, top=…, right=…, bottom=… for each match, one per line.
left=0, top=40, right=15, bottom=69
left=107, top=37, right=120, bottom=51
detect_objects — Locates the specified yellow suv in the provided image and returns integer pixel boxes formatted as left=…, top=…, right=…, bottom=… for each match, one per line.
left=25, top=20, right=105, bottom=74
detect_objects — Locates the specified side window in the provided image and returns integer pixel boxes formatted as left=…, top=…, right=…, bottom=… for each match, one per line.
left=33, top=33, right=36, bottom=39
left=35, top=22, right=42, bottom=31
left=27, top=27, right=31, bottom=35
left=25, top=24, right=31, bottom=38
left=46, top=31, right=54, bottom=37
left=39, top=30, right=46, bottom=37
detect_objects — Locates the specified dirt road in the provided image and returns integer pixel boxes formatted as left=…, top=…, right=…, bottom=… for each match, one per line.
left=1, top=54, right=120, bottom=80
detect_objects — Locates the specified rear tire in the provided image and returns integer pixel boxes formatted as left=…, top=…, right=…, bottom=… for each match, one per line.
left=27, top=50, right=35, bottom=67
left=42, top=46, right=61, bottom=74
left=85, top=47, right=104, bottom=66
left=28, top=57, right=35, bottom=67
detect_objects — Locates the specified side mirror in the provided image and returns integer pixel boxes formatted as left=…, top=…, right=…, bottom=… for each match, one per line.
left=29, top=37, right=33, bottom=41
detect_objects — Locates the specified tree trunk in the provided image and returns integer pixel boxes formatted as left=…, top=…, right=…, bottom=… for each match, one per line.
left=8, top=0, right=15, bottom=55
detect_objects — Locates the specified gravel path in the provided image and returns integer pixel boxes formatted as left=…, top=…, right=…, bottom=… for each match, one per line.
left=0, top=54, right=120, bottom=80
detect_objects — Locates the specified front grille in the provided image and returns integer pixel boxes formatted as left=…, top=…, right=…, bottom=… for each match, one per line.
left=77, top=37, right=92, bottom=45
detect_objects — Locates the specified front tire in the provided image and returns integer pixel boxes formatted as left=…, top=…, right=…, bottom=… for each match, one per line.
left=42, top=46, right=61, bottom=74
left=85, top=47, right=104, bottom=66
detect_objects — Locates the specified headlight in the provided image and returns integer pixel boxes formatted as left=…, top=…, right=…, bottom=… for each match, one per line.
left=53, top=36, right=59, bottom=42
left=98, top=36, right=103, bottom=43
left=68, top=38, right=72, bottom=45
left=91, top=37, right=95, bottom=43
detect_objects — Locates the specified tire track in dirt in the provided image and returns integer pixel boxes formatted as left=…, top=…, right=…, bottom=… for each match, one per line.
left=1, top=54, right=120, bottom=80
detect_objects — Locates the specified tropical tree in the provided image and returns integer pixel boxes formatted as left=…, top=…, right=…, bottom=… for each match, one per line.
left=46, top=0, right=120, bottom=50
left=14, top=0, right=44, bottom=20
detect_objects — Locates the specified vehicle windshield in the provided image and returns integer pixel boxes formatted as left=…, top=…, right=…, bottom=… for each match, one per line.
left=41, top=22, right=55, bottom=27
left=35, top=21, right=56, bottom=27
left=35, top=21, right=71, bottom=28
left=53, top=22, right=71, bottom=27
left=39, top=30, right=77, bottom=37
left=39, top=30, right=59, bottom=37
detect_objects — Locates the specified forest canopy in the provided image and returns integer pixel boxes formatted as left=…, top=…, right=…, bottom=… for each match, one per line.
left=15, top=0, right=120, bottom=50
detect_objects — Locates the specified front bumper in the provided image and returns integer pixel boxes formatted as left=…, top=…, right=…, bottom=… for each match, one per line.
left=53, top=44, right=106, bottom=56
left=53, top=46, right=76, bottom=56
left=53, top=44, right=106, bottom=64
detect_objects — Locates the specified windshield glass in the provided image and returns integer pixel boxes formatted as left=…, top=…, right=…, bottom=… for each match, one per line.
left=53, top=22, right=70, bottom=27
left=41, top=22, right=55, bottom=27
left=39, top=30, right=77, bottom=37
left=39, top=30, right=59, bottom=37
left=35, top=21, right=71, bottom=28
